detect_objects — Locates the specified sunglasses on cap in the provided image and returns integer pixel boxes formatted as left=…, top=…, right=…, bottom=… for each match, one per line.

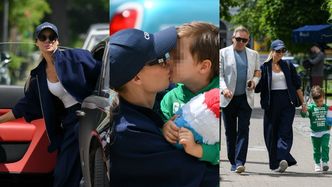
left=275, top=48, right=287, bottom=53
left=38, top=34, right=58, bottom=42
left=146, top=53, right=170, bottom=68
left=234, top=37, right=249, bottom=43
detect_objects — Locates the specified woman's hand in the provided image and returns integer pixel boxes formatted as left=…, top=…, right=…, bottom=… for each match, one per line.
left=179, top=127, right=202, bottom=158
left=301, top=103, right=307, bottom=113
left=162, top=116, right=179, bottom=144
left=0, top=110, right=15, bottom=123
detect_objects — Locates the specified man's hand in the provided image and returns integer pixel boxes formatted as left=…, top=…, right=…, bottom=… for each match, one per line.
left=247, top=80, right=255, bottom=91
left=222, top=88, right=233, bottom=98
left=162, top=116, right=179, bottom=144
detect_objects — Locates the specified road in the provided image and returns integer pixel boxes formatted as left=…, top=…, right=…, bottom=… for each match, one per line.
left=220, top=94, right=332, bottom=187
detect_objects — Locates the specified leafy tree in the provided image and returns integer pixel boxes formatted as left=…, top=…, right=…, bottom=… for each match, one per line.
left=220, top=0, right=240, bottom=21
left=9, top=0, right=51, bottom=42
left=326, top=0, right=332, bottom=20
left=230, top=0, right=330, bottom=52
left=67, top=0, right=109, bottom=46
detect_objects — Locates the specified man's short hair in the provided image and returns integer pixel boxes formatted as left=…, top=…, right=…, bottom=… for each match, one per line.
left=232, top=25, right=250, bottom=37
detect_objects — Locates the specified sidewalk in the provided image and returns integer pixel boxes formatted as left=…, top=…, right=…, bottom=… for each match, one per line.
left=220, top=94, right=332, bottom=187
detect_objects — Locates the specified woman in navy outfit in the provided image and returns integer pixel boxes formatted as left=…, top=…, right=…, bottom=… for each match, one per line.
left=255, top=39, right=306, bottom=172
left=108, top=28, right=218, bottom=187
left=0, top=22, right=101, bottom=186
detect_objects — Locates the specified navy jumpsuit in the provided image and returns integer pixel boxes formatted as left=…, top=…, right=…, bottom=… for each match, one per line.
left=255, top=59, right=301, bottom=170
left=12, top=49, right=101, bottom=186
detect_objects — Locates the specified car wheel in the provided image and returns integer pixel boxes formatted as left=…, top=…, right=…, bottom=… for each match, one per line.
left=92, top=147, right=109, bottom=187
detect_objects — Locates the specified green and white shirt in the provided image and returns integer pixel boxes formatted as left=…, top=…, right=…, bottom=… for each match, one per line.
left=160, top=76, right=220, bottom=165
left=301, top=103, right=330, bottom=137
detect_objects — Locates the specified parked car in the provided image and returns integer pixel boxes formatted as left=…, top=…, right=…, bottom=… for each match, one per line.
left=282, top=56, right=300, bottom=68
left=82, top=23, right=109, bottom=51
left=109, top=0, right=219, bottom=35
left=78, top=38, right=112, bottom=187
left=0, top=52, right=11, bottom=85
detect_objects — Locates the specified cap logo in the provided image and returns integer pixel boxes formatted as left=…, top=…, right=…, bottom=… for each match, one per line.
left=144, top=32, right=150, bottom=40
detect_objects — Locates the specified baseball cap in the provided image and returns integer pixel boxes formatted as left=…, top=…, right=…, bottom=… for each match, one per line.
left=35, top=22, right=59, bottom=39
left=271, top=39, right=285, bottom=50
left=109, top=27, right=177, bottom=89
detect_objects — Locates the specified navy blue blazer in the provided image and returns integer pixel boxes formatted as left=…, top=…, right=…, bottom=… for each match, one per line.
left=110, top=98, right=219, bottom=187
left=255, top=59, right=301, bottom=110
left=12, top=49, right=101, bottom=152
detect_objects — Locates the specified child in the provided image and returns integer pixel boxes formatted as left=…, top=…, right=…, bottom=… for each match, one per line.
left=160, top=22, right=220, bottom=165
left=301, top=85, right=330, bottom=172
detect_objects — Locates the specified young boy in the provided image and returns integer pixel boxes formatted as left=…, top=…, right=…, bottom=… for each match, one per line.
left=301, top=85, right=330, bottom=172
left=160, top=22, right=219, bottom=165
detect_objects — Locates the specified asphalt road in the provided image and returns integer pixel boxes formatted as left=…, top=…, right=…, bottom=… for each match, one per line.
left=220, top=94, right=332, bottom=187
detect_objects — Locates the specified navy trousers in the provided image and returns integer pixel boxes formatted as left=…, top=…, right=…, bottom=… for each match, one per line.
left=53, top=104, right=82, bottom=187
left=222, top=94, right=252, bottom=167
left=263, top=90, right=297, bottom=170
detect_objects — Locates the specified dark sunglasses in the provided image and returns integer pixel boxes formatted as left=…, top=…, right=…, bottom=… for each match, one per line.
left=38, top=34, right=58, bottom=42
left=234, top=37, right=249, bottom=43
left=275, top=48, right=287, bottom=53
left=146, top=53, right=170, bottom=68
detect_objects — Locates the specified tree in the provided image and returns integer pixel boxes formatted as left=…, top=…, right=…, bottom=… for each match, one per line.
left=9, top=0, right=51, bottom=42
left=230, top=0, right=330, bottom=52
left=220, top=0, right=241, bottom=21
left=47, top=0, right=108, bottom=46
left=326, top=0, right=332, bottom=22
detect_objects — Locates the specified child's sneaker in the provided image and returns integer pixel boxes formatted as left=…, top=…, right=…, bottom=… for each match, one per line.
left=314, top=163, right=321, bottom=172
left=322, top=162, right=329, bottom=171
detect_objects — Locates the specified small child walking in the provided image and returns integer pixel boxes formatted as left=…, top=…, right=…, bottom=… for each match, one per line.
left=301, top=85, right=330, bottom=172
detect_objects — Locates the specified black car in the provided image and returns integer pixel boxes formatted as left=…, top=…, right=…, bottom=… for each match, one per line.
left=78, top=37, right=115, bottom=187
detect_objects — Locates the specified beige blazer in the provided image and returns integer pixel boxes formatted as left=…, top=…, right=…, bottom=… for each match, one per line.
left=220, top=45, right=261, bottom=109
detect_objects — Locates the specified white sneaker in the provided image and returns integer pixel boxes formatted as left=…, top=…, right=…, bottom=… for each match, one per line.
left=314, top=163, right=321, bottom=172
left=235, top=165, right=245, bottom=173
left=322, top=162, right=329, bottom=171
left=278, top=160, right=288, bottom=173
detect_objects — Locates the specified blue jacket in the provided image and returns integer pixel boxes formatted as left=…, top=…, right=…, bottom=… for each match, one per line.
left=110, top=98, right=219, bottom=187
left=255, top=59, right=301, bottom=110
left=12, top=49, right=101, bottom=152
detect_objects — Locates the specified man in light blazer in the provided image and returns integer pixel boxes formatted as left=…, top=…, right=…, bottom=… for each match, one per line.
left=220, top=25, right=261, bottom=173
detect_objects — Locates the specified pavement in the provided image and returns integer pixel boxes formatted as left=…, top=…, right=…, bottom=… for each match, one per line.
left=220, top=94, right=332, bottom=187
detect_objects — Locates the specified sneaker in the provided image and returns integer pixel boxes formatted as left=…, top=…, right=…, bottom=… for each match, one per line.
left=278, top=160, right=288, bottom=173
left=235, top=165, right=245, bottom=173
left=314, top=163, right=321, bottom=172
left=322, top=162, right=329, bottom=171
left=230, top=165, right=236, bottom=172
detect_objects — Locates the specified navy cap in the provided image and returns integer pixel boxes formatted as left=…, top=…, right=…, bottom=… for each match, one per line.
left=35, top=22, right=59, bottom=39
left=271, top=39, right=285, bottom=50
left=109, top=27, right=177, bottom=89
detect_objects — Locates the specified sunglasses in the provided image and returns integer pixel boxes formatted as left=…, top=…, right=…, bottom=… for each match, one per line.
left=146, top=53, right=170, bottom=68
left=234, top=37, right=249, bottom=43
left=275, top=48, right=287, bottom=53
left=38, top=34, right=58, bottom=42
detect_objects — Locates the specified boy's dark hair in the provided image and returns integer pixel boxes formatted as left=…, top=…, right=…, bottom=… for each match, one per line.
left=176, top=22, right=220, bottom=79
left=311, top=85, right=324, bottom=100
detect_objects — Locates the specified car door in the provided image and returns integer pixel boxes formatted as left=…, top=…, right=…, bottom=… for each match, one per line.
left=78, top=39, right=112, bottom=187
left=0, top=43, right=56, bottom=176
